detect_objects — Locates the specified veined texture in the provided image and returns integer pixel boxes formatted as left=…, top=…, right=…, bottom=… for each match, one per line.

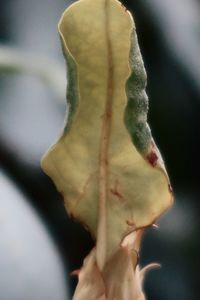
left=41, top=0, right=173, bottom=268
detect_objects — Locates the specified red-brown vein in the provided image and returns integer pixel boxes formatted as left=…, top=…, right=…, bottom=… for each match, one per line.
left=96, top=0, right=114, bottom=271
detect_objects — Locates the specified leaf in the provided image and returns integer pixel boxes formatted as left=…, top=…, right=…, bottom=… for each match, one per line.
left=41, top=0, right=173, bottom=272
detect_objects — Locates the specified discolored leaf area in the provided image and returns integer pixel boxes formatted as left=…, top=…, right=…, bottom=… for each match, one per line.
left=41, top=0, right=173, bottom=297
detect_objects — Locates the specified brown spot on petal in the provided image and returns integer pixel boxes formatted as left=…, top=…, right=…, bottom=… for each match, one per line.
left=58, top=190, right=65, bottom=203
left=126, top=220, right=135, bottom=226
left=110, top=179, right=125, bottom=201
left=147, top=151, right=158, bottom=167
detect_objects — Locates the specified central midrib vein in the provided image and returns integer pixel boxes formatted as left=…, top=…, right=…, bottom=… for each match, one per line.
left=96, top=0, right=114, bottom=271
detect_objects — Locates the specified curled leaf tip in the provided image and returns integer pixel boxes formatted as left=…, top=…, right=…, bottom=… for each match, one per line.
left=140, top=263, right=161, bottom=282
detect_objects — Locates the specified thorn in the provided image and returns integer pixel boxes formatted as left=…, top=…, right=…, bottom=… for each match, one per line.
left=70, top=269, right=80, bottom=277
left=168, top=183, right=173, bottom=193
left=121, top=3, right=127, bottom=12
left=140, top=263, right=161, bottom=280
left=152, top=223, right=159, bottom=229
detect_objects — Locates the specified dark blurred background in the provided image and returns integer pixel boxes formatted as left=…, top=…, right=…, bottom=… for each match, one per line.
left=0, top=0, right=199, bottom=299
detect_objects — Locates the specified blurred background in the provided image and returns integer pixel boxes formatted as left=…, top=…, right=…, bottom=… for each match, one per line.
left=0, top=0, right=199, bottom=299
